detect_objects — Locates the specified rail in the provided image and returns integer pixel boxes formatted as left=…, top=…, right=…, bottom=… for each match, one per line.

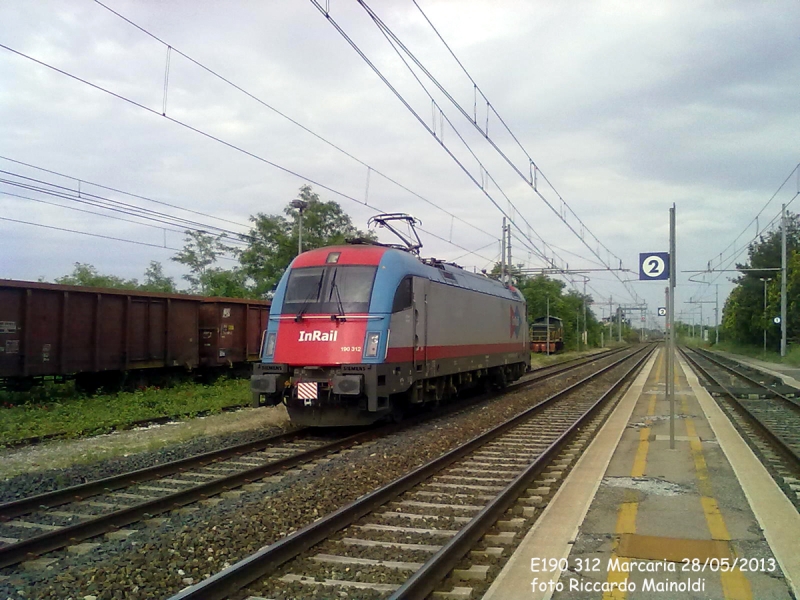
left=680, top=347, right=800, bottom=474
left=167, top=345, right=652, bottom=600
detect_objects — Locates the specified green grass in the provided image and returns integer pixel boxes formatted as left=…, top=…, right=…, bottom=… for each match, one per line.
left=680, top=336, right=708, bottom=349
left=0, top=379, right=251, bottom=446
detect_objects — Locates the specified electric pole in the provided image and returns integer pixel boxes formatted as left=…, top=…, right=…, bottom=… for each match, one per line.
left=781, top=203, right=787, bottom=356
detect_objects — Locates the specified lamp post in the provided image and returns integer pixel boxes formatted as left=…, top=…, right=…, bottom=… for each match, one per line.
left=290, top=199, right=309, bottom=254
left=759, top=277, right=769, bottom=356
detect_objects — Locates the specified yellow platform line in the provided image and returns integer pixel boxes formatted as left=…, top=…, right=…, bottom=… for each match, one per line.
left=681, top=379, right=751, bottom=600
left=602, top=349, right=661, bottom=600
left=685, top=413, right=729, bottom=540
left=604, top=434, right=649, bottom=600
left=654, top=347, right=665, bottom=384
left=630, top=427, right=650, bottom=478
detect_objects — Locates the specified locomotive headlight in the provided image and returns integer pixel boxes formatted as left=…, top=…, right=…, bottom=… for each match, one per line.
left=264, top=332, right=277, bottom=358
left=364, top=332, right=381, bottom=357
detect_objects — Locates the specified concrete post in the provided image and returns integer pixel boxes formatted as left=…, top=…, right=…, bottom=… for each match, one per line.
left=781, top=203, right=787, bottom=357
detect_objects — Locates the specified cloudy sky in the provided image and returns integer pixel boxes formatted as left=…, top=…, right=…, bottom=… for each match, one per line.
left=1, top=0, right=798, bottom=327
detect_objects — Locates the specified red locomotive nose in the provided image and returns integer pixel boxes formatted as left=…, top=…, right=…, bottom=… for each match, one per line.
left=273, top=317, right=369, bottom=366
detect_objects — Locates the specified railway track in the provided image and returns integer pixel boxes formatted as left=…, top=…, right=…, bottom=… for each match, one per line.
left=0, top=347, right=624, bottom=572
left=167, top=345, right=653, bottom=600
left=0, top=429, right=368, bottom=569
left=680, top=346, right=800, bottom=508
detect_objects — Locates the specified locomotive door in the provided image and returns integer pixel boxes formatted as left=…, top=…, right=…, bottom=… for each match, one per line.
left=412, top=277, right=428, bottom=374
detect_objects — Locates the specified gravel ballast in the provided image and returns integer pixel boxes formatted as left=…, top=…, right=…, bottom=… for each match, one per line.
left=0, top=353, right=628, bottom=599
left=0, top=405, right=292, bottom=502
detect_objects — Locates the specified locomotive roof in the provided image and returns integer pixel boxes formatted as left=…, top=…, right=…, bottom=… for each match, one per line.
left=532, top=316, right=564, bottom=324
left=288, top=243, right=523, bottom=302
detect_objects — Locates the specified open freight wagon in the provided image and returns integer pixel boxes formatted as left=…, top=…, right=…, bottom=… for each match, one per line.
left=0, top=279, right=269, bottom=390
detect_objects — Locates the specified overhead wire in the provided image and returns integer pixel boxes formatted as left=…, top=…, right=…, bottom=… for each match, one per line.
left=690, top=179, right=800, bottom=301
left=705, top=163, right=800, bottom=275
left=0, top=171, right=252, bottom=243
left=375, top=19, right=566, bottom=271
left=356, top=0, right=642, bottom=302
left=0, top=154, right=250, bottom=229
left=336, top=1, right=566, bottom=266
left=0, top=215, right=237, bottom=261
left=449, top=239, right=498, bottom=263
left=0, top=42, right=497, bottom=265
left=697, top=191, right=799, bottom=287
left=509, top=231, right=608, bottom=271
left=90, top=0, right=501, bottom=247
left=0, top=189, right=191, bottom=236
left=308, top=0, right=586, bottom=294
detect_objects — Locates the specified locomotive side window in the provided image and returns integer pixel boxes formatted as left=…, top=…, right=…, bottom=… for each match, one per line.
left=392, top=277, right=413, bottom=313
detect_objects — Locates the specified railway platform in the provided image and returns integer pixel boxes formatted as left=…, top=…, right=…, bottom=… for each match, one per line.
left=712, top=350, right=800, bottom=388
left=482, top=347, right=800, bottom=600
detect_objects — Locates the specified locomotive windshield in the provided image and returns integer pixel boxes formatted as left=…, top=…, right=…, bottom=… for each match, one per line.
left=282, top=265, right=377, bottom=315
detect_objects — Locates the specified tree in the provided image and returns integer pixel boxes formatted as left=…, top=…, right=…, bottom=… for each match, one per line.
left=200, top=267, right=254, bottom=298
left=238, top=185, right=374, bottom=296
left=517, top=274, right=602, bottom=349
left=140, top=261, right=177, bottom=293
left=721, top=211, right=800, bottom=347
left=488, top=262, right=527, bottom=286
left=171, top=230, right=233, bottom=295
left=55, top=263, right=139, bottom=290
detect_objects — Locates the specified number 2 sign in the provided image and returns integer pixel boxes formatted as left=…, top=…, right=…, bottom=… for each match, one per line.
left=639, top=252, right=670, bottom=281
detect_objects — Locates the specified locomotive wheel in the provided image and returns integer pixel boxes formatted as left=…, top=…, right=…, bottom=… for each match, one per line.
left=434, top=379, right=445, bottom=402
left=389, top=393, right=409, bottom=423
left=492, top=367, right=508, bottom=390
left=390, top=404, right=405, bottom=423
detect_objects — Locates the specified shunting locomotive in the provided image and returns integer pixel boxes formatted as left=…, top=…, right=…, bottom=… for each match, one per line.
left=530, top=316, right=564, bottom=353
left=251, top=214, right=530, bottom=426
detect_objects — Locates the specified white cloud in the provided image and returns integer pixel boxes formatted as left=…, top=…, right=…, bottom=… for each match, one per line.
left=0, top=0, right=797, bottom=321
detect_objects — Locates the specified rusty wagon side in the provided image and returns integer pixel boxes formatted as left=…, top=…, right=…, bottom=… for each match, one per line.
left=199, top=299, right=270, bottom=368
left=0, top=280, right=201, bottom=389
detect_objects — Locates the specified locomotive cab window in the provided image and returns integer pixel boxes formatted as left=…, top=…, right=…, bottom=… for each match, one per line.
left=392, top=277, right=413, bottom=313
left=282, top=266, right=377, bottom=314
left=284, top=267, right=325, bottom=305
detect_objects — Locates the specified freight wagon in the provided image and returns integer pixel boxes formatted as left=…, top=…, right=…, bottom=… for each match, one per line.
left=0, top=279, right=269, bottom=390
left=199, top=300, right=268, bottom=369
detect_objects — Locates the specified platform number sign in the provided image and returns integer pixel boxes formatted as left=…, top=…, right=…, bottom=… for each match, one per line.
left=639, top=252, right=670, bottom=281
left=657, top=307, right=667, bottom=317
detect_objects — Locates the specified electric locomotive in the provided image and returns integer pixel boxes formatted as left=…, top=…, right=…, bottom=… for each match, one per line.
left=251, top=214, right=530, bottom=427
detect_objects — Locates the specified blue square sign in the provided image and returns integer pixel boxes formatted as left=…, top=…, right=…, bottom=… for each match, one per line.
left=639, top=252, right=670, bottom=281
